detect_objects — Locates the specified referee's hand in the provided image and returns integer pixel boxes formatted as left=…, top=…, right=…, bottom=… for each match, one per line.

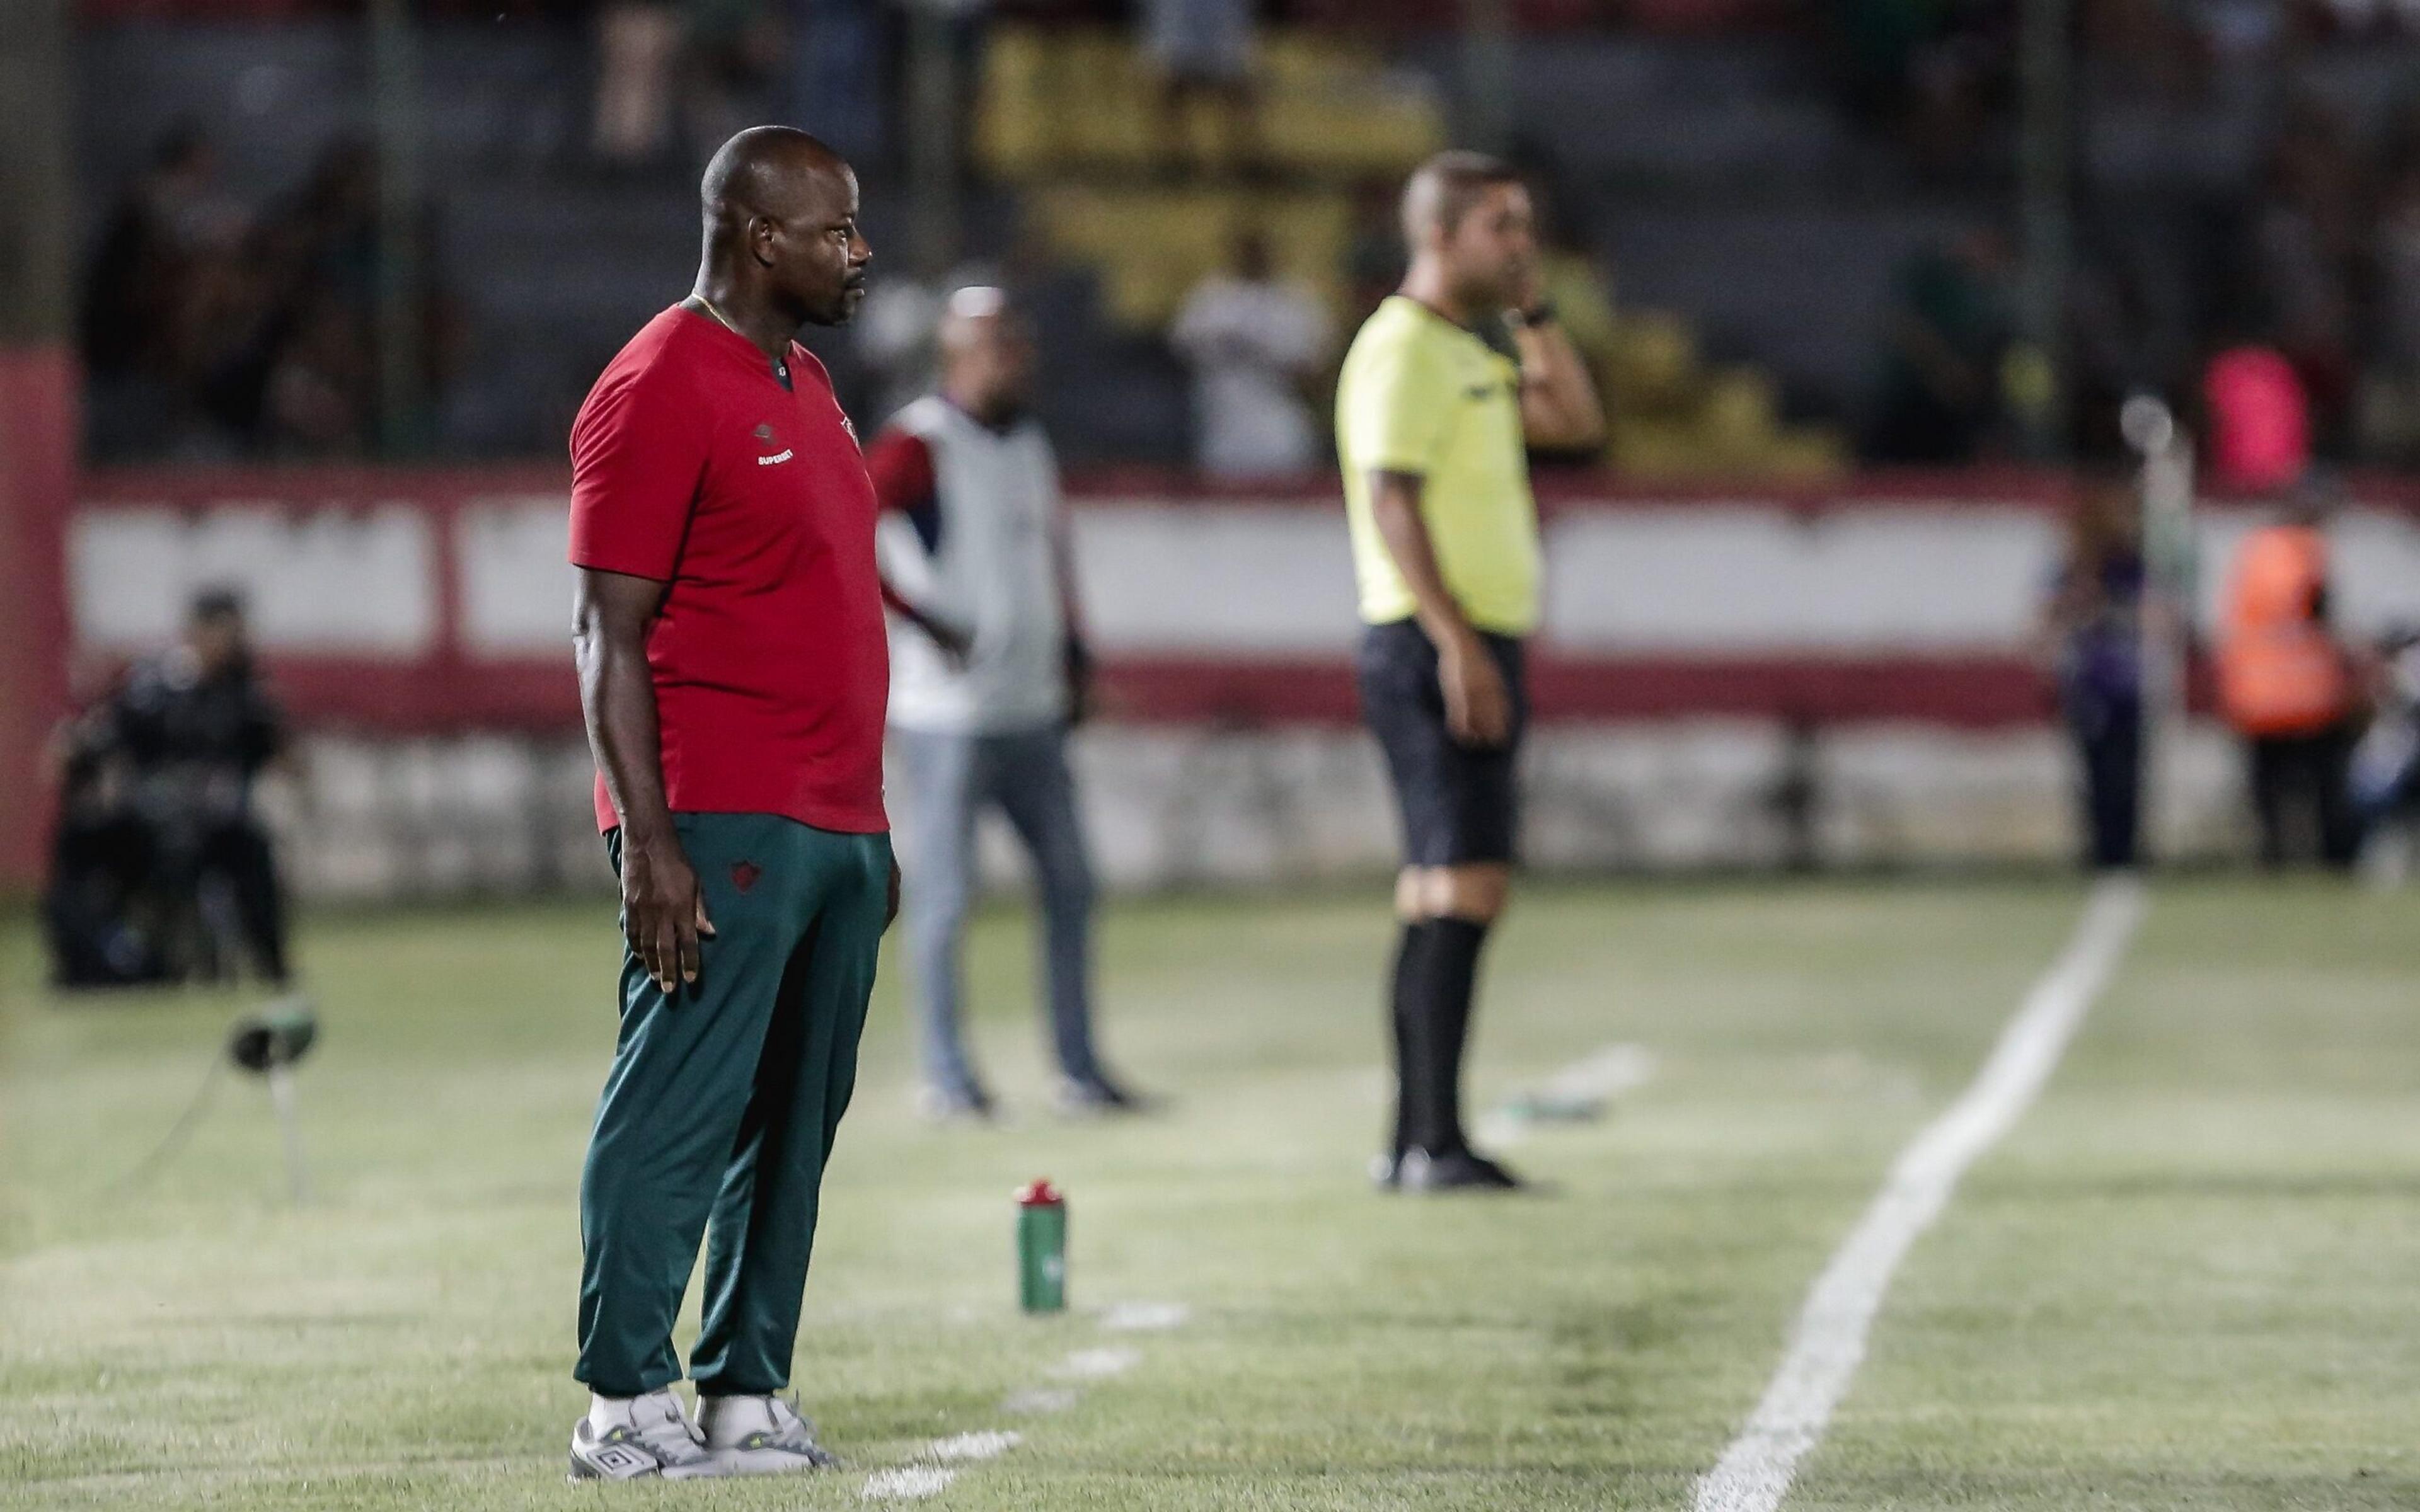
left=1439, top=634, right=1512, bottom=749
left=621, top=830, right=715, bottom=994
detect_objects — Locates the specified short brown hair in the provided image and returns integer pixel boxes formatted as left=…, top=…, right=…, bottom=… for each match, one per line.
left=1400, top=150, right=1522, bottom=244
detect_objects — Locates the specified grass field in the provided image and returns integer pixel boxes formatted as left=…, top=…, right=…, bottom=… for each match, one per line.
left=3, top=875, right=2416, bottom=1510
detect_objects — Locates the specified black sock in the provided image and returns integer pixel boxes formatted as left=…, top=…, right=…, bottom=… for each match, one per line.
left=1410, top=917, right=1490, bottom=1155
left=1387, top=920, right=1434, bottom=1158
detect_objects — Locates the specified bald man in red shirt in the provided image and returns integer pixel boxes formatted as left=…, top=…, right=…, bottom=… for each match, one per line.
left=563, top=127, right=890, bottom=1482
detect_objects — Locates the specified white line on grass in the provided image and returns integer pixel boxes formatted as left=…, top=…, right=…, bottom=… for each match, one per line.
left=1049, top=1345, right=1141, bottom=1380
left=1477, top=1042, right=1660, bottom=1148
left=999, top=1386, right=1080, bottom=1415
left=869, top=1305, right=1185, bottom=1498
left=1100, top=1300, right=1192, bottom=1332
left=863, top=1465, right=955, bottom=1501
left=1693, top=875, right=2147, bottom=1512
left=928, top=1429, right=1023, bottom=1462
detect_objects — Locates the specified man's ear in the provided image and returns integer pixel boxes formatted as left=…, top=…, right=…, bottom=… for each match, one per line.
left=750, top=215, right=780, bottom=267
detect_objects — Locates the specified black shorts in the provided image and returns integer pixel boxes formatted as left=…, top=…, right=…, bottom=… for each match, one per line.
left=1356, top=619, right=1528, bottom=867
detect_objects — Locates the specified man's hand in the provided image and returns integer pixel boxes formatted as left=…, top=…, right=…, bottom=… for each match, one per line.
left=1438, top=631, right=1512, bottom=748
left=621, top=828, right=715, bottom=993
left=885, top=854, right=901, bottom=932
left=922, top=615, right=972, bottom=670
left=1064, top=637, right=1095, bottom=728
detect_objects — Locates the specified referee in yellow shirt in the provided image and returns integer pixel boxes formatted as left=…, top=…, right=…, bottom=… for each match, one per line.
left=1339, top=151, right=1605, bottom=1192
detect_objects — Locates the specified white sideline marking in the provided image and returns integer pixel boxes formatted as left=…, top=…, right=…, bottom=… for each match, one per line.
left=1049, top=1346, right=1140, bottom=1380
left=1477, top=1042, right=1660, bottom=1148
left=873, top=1294, right=1186, bottom=1498
left=863, top=1465, right=955, bottom=1500
left=1693, top=876, right=2146, bottom=1512
left=1000, top=1386, right=1079, bottom=1415
left=928, top=1429, right=1022, bottom=1462
left=1100, top=1300, right=1191, bottom=1332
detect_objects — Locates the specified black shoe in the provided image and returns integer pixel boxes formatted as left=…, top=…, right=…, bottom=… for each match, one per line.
left=1397, top=1145, right=1524, bottom=1193
left=1052, top=1074, right=1154, bottom=1117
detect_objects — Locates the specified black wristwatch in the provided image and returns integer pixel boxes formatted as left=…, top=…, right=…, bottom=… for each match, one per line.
left=1509, top=299, right=1557, bottom=329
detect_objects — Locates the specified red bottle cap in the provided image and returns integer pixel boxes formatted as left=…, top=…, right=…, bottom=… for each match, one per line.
left=1015, top=1179, right=1061, bottom=1206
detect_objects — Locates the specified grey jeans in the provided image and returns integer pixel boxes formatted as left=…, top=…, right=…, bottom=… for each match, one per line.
left=894, top=723, right=1103, bottom=1097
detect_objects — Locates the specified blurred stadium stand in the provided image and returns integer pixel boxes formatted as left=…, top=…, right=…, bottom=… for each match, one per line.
left=16, top=0, right=2420, bottom=895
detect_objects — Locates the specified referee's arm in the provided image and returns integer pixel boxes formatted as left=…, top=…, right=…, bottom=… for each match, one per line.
left=1368, top=470, right=1512, bottom=749
left=1507, top=305, right=1605, bottom=451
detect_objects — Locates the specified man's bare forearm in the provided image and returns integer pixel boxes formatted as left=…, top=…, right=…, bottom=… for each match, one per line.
left=1369, top=470, right=1475, bottom=650
left=1511, top=319, right=1605, bottom=451
left=573, top=570, right=675, bottom=845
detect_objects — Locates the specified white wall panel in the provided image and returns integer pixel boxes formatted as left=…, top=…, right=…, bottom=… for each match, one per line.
left=458, top=496, right=580, bottom=656
left=72, top=504, right=435, bottom=653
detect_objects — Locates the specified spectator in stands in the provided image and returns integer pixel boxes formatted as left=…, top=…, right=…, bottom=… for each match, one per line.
left=2040, top=473, right=2151, bottom=872
left=867, top=287, right=1145, bottom=1120
left=1141, top=0, right=1261, bottom=177
left=2359, top=160, right=2420, bottom=462
left=79, top=122, right=252, bottom=459
left=592, top=0, right=684, bottom=169
left=683, top=0, right=786, bottom=160
left=2248, top=103, right=2361, bottom=455
left=45, top=588, right=292, bottom=988
left=1831, top=0, right=2005, bottom=178
left=1170, top=229, right=1332, bottom=479
left=1864, top=226, right=2015, bottom=464
left=248, top=138, right=461, bottom=455
left=2216, top=476, right=2365, bottom=869
left=2202, top=336, right=2310, bottom=491
left=260, top=287, right=373, bottom=457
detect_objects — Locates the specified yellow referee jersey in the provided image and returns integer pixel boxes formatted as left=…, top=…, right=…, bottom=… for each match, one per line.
left=1335, top=295, right=1540, bottom=636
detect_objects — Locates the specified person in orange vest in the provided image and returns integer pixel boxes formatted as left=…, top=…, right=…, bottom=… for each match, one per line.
left=2215, top=477, right=2365, bottom=868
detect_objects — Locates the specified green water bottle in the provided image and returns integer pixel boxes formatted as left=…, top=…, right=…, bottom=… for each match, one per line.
left=1016, top=1179, right=1067, bottom=1314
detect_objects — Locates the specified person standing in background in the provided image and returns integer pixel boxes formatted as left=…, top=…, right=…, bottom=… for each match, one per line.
left=867, top=287, right=1145, bottom=1121
left=2040, top=474, right=2150, bottom=872
left=1170, top=229, right=1332, bottom=479
left=2217, top=478, right=2365, bottom=869
left=45, top=588, right=289, bottom=988
left=1336, top=151, right=1604, bottom=1193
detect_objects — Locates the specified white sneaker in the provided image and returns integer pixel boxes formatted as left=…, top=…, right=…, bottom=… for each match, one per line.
left=567, top=1389, right=715, bottom=1481
left=695, top=1393, right=841, bottom=1474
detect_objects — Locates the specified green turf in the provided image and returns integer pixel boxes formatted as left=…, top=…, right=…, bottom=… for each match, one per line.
left=1, top=876, right=2414, bottom=1509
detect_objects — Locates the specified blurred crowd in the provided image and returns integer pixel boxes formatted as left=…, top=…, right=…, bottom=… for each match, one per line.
left=80, top=125, right=459, bottom=461
left=67, top=1, right=2420, bottom=474
left=1850, top=0, right=2420, bottom=471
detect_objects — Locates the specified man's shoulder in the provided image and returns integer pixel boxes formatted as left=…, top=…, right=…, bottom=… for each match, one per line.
left=786, top=340, right=836, bottom=391
left=1342, top=298, right=1455, bottom=391
left=582, top=309, right=707, bottom=410
left=889, top=394, right=951, bottom=437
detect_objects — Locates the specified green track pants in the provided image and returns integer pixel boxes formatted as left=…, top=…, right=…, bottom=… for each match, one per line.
left=576, top=811, right=892, bottom=1397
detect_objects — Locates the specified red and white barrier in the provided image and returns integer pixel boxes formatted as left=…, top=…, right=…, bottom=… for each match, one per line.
left=59, top=468, right=2420, bottom=891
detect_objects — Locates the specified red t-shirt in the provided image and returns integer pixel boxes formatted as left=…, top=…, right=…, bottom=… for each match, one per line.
left=568, top=306, right=889, bottom=834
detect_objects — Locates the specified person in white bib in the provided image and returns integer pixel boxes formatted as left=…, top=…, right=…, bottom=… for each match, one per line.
left=866, top=287, right=1146, bottom=1120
